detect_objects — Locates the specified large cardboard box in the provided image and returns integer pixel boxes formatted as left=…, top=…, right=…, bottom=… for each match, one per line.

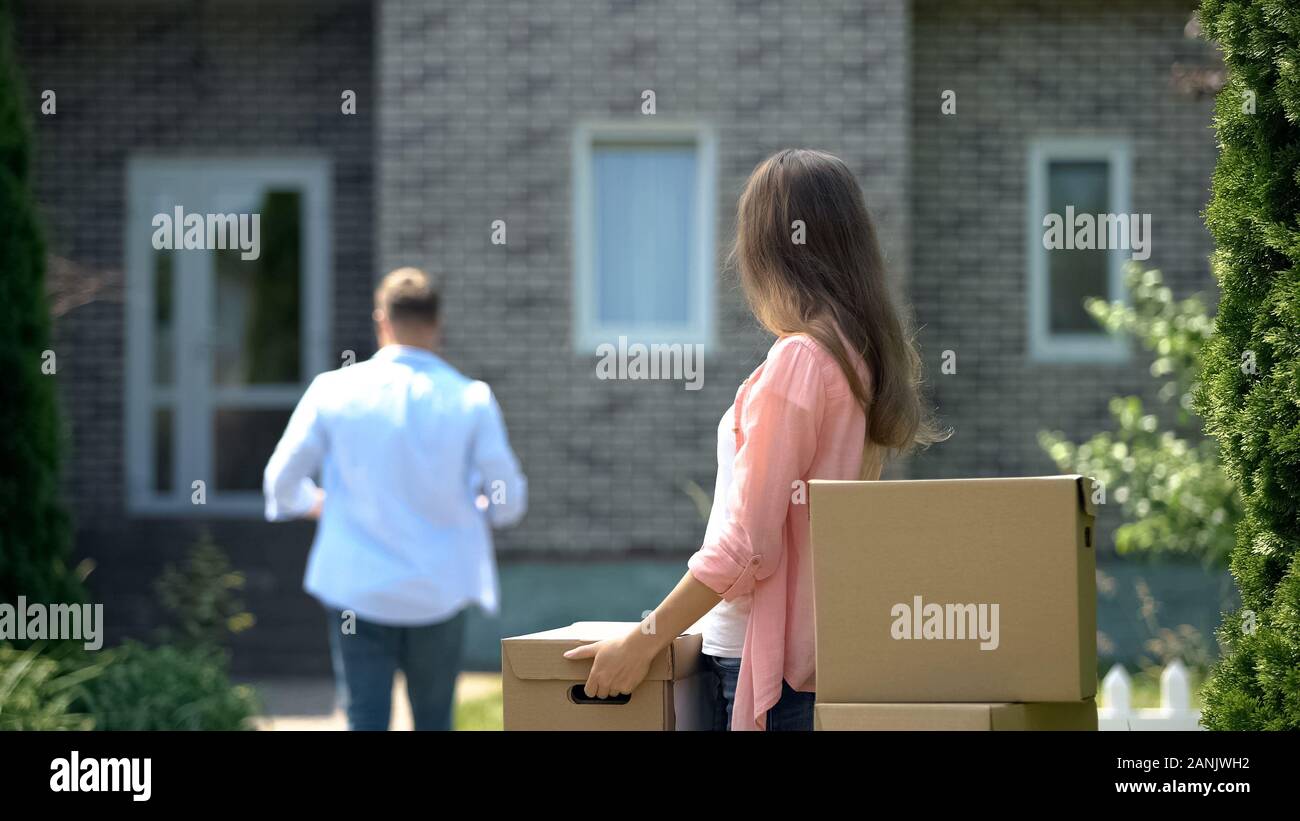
left=501, top=622, right=708, bottom=730
left=811, top=475, right=1097, bottom=703
left=815, top=700, right=1097, bottom=731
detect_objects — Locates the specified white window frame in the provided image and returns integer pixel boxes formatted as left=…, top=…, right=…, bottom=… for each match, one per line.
left=572, top=121, right=716, bottom=352
left=1027, top=137, right=1132, bottom=363
left=125, top=156, right=332, bottom=515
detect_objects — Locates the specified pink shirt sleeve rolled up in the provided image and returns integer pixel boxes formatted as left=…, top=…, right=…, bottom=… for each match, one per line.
left=688, top=333, right=874, bottom=730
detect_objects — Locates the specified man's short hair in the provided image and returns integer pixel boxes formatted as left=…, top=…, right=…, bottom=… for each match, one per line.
left=375, top=267, right=440, bottom=326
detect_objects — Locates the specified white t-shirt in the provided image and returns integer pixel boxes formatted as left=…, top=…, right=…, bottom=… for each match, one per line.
left=691, top=406, right=751, bottom=658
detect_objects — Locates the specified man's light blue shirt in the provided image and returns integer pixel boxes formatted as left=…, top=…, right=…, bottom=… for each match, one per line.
left=263, top=345, right=527, bottom=625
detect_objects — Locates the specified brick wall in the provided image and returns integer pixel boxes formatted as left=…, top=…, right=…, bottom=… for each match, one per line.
left=909, top=0, right=1220, bottom=487
left=375, top=0, right=912, bottom=559
left=20, top=0, right=374, bottom=673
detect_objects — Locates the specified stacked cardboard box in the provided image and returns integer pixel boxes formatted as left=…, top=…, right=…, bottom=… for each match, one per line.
left=810, top=475, right=1099, bottom=731
left=501, top=621, right=709, bottom=730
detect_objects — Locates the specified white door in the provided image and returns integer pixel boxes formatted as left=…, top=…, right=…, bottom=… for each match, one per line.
left=125, top=157, right=331, bottom=515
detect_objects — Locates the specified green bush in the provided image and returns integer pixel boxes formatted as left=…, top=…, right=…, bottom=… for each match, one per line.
left=0, top=534, right=263, bottom=731
left=0, top=640, right=260, bottom=731
left=154, top=530, right=256, bottom=650
left=0, top=643, right=100, bottom=730
left=1041, top=264, right=1240, bottom=566
left=1196, top=0, right=1300, bottom=730
left=0, top=0, right=84, bottom=608
left=77, top=535, right=260, bottom=730
left=73, top=642, right=259, bottom=731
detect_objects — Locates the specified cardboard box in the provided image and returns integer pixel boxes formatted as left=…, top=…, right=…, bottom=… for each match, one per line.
left=501, top=622, right=708, bottom=730
left=811, top=475, right=1097, bottom=703
left=814, top=700, right=1097, bottom=731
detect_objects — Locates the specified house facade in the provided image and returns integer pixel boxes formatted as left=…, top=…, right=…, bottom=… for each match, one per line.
left=18, top=0, right=1222, bottom=674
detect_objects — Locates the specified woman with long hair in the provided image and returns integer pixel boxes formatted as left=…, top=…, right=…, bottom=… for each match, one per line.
left=565, top=149, right=943, bottom=730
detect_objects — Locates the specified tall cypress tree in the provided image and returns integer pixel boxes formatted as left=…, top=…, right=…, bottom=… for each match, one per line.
left=0, top=1, right=84, bottom=608
left=1197, top=0, right=1300, bottom=730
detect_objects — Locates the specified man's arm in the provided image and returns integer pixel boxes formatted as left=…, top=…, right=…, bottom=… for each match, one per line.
left=263, top=376, right=327, bottom=521
left=469, top=383, right=527, bottom=528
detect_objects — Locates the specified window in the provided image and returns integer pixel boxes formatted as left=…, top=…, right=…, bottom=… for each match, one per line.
left=573, top=123, right=716, bottom=350
left=126, top=157, right=331, bottom=514
left=1027, top=138, right=1131, bottom=362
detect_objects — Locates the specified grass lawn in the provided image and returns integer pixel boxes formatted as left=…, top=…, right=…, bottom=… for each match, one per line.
left=454, top=674, right=503, bottom=730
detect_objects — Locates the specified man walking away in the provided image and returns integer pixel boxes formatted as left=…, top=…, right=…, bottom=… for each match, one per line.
left=264, top=267, right=527, bottom=730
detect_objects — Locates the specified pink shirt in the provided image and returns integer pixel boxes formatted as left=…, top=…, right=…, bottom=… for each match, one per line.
left=687, top=332, right=876, bottom=730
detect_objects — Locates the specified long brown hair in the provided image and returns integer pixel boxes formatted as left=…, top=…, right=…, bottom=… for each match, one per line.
left=733, top=149, right=943, bottom=456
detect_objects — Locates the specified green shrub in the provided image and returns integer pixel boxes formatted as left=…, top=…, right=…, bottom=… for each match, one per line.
left=73, top=641, right=259, bottom=731
left=0, top=536, right=262, bottom=731
left=1041, top=264, right=1240, bottom=566
left=1196, top=0, right=1300, bottom=730
left=0, top=640, right=261, bottom=731
left=0, top=643, right=100, bottom=730
left=0, top=0, right=85, bottom=608
left=154, top=530, right=256, bottom=650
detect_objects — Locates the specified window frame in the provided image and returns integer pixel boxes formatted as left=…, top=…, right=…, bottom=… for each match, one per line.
left=124, top=155, right=332, bottom=516
left=1026, top=137, right=1132, bottom=364
left=571, top=121, right=717, bottom=352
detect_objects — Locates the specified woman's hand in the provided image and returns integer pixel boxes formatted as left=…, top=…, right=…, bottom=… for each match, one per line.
left=562, top=571, right=722, bottom=699
left=563, top=628, right=662, bottom=699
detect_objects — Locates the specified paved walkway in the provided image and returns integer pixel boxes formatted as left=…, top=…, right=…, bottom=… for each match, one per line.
left=250, top=672, right=501, bottom=731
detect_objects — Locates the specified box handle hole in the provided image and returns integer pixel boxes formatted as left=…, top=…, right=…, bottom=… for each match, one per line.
left=1084, top=526, right=1092, bottom=548
left=568, top=685, right=630, bottom=705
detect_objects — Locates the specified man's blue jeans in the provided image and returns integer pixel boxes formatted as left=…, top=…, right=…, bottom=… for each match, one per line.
left=327, top=608, right=467, bottom=731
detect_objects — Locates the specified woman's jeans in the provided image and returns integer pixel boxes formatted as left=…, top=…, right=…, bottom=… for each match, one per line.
left=327, top=608, right=467, bottom=731
left=706, top=655, right=815, bottom=731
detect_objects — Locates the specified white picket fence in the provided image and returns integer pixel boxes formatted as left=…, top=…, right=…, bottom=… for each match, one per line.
left=1098, top=660, right=1203, bottom=730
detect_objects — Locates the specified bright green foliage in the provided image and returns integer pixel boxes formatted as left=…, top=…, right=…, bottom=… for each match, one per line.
left=1196, top=0, right=1300, bottom=730
left=0, top=643, right=100, bottom=730
left=1041, top=264, right=1240, bottom=566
